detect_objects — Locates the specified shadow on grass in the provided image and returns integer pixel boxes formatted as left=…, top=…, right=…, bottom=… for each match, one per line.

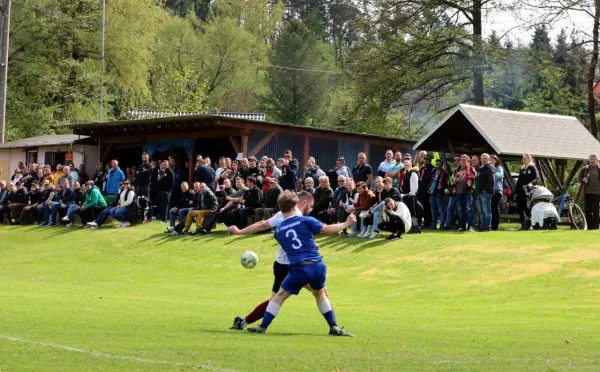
left=197, top=329, right=330, bottom=337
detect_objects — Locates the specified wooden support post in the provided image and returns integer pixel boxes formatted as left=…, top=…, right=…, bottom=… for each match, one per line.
left=539, top=158, right=562, bottom=189
left=188, top=151, right=194, bottom=184
left=100, top=143, right=114, bottom=164
left=537, top=162, right=547, bottom=188
left=556, top=159, right=567, bottom=186
left=565, top=160, right=583, bottom=187
left=304, top=135, right=310, bottom=164
left=576, top=184, right=585, bottom=204
left=447, top=140, right=456, bottom=160
left=502, top=160, right=516, bottom=192
left=440, top=146, right=451, bottom=174
left=241, top=131, right=249, bottom=157
left=249, top=132, right=276, bottom=157
left=228, top=136, right=241, bottom=154
left=537, top=159, right=552, bottom=189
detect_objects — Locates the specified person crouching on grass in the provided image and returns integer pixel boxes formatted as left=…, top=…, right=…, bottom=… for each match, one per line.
left=378, top=198, right=412, bottom=241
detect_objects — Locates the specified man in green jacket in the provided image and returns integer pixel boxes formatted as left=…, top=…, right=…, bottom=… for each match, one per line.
left=78, top=180, right=108, bottom=226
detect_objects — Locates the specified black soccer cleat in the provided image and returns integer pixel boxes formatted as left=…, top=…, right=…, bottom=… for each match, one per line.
left=329, top=326, right=355, bottom=337
left=247, top=326, right=266, bottom=334
left=230, top=316, right=247, bottom=330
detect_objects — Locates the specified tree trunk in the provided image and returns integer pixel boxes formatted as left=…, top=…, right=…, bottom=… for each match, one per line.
left=587, top=0, right=600, bottom=138
left=471, top=0, right=485, bottom=106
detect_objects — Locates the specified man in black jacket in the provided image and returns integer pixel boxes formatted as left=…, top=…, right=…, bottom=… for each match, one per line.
left=417, top=153, right=435, bottom=228
left=311, top=176, right=334, bottom=222
left=280, top=150, right=299, bottom=191
left=255, top=178, right=282, bottom=222
left=136, top=152, right=153, bottom=221
left=231, top=176, right=262, bottom=229
left=476, top=153, right=495, bottom=232
left=38, top=180, right=56, bottom=226
left=167, top=181, right=195, bottom=230
left=20, top=181, right=42, bottom=224
left=156, top=160, right=174, bottom=223
left=7, top=181, right=28, bottom=224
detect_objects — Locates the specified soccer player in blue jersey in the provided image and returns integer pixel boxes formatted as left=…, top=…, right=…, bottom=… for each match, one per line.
left=247, top=190, right=356, bottom=336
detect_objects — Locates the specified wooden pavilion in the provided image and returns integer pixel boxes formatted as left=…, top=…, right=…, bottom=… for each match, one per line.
left=413, top=104, right=600, bottom=197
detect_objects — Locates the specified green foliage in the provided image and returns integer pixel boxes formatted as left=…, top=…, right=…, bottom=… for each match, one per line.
left=264, top=21, right=333, bottom=125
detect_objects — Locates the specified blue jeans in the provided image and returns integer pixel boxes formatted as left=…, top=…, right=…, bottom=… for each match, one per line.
left=41, top=203, right=53, bottom=224
left=371, top=202, right=385, bottom=232
left=170, top=207, right=191, bottom=227
left=66, top=204, right=81, bottom=223
left=429, top=194, right=446, bottom=228
left=111, top=207, right=128, bottom=222
left=478, top=193, right=492, bottom=229
left=456, top=193, right=474, bottom=230
left=49, top=202, right=66, bottom=225
left=445, top=196, right=457, bottom=228
left=96, top=207, right=117, bottom=227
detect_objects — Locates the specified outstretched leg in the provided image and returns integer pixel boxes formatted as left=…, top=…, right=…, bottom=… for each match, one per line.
left=248, top=289, right=292, bottom=333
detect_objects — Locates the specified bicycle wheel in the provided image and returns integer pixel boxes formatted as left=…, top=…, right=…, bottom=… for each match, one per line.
left=568, top=202, right=587, bottom=230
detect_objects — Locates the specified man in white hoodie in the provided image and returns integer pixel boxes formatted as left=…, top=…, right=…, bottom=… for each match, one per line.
left=88, top=180, right=136, bottom=229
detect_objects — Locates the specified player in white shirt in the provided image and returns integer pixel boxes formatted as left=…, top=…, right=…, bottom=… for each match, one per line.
left=227, top=191, right=328, bottom=330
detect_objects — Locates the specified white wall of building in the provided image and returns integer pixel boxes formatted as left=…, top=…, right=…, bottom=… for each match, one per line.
left=0, top=148, right=27, bottom=180
left=0, top=144, right=98, bottom=181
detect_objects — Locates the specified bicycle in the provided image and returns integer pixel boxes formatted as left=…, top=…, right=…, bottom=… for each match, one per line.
left=552, top=183, right=587, bottom=230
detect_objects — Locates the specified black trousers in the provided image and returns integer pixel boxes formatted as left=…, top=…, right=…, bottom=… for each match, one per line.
left=156, top=191, right=171, bottom=222
left=417, top=192, right=431, bottom=227
left=78, top=206, right=106, bottom=224
left=136, top=184, right=150, bottom=218
left=584, top=193, right=600, bottom=230
left=491, top=192, right=502, bottom=231
left=377, top=215, right=407, bottom=236
left=517, top=194, right=530, bottom=229
left=203, top=211, right=220, bottom=232
left=231, top=207, right=255, bottom=229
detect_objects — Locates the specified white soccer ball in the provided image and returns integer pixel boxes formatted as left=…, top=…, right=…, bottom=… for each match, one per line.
left=240, top=251, right=259, bottom=269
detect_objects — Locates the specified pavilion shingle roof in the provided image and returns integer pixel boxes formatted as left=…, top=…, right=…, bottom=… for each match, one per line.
left=414, top=104, right=600, bottom=160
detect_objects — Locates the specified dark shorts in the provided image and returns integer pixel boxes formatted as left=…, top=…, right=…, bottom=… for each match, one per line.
left=272, top=261, right=289, bottom=293
left=281, top=261, right=327, bottom=296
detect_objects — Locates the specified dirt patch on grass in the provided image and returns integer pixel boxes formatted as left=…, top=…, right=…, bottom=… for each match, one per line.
left=478, top=262, right=560, bottom=283
left=546, top=249, right=600, bottom=263
left=570, top=269, right=600, bottom=277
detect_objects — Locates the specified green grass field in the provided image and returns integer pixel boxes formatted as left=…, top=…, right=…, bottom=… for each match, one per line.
left=1, top=223, right=600, bottom=371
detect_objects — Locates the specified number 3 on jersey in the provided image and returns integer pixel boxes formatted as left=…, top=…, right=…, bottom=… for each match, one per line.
left=286, top=229, right=302, bottom=249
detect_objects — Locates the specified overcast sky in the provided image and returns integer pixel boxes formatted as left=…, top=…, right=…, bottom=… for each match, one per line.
left=486, top=7, right=593, bottom=45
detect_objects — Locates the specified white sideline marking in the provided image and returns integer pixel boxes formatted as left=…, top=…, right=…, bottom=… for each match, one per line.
left=0, top=334, right=236, bottom=371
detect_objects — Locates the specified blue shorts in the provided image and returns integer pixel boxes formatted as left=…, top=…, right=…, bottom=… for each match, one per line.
left=281, top=261, right=327, bottom=295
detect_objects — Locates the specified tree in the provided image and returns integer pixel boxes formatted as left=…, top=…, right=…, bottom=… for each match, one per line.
left=264, top=21, right=332, bottom=124
left=531, top=25, right=553, bottom=54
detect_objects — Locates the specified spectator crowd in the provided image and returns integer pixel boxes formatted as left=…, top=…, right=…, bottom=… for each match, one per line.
left=1, top=148, right=598, bottom=239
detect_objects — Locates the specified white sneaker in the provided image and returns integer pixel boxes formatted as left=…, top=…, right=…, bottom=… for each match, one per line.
left=348, top=230, right=359, bottom=237
left=468, top=227, right=475, bottom=232
left=90, top=225, right=98, bottom=230
left=66, top=223, right=73, bottom=227
left=358, top=229, right=368, bottom=238
left=87, top=221, right=98, bottom=227
left=168, top=230, right=180, bottom=236
left=368, top=232, right=380, bottom=239
left=117, top=222, right=125, bottom=228
left=61, top=216, right=70, bottom=222
left=121, top=222, right=131, bottom=228
left=166, top=226, right=174, bottom=233
left=160, top=221, right=166, bottom=225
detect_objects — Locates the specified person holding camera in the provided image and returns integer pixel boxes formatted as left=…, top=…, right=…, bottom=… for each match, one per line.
left=378, top=198, right=412, bottom=241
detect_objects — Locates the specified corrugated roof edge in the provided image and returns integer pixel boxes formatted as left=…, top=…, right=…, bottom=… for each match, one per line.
left=0, top=134, right=88, bottom=149
left=53, top=115, right=416, bottom=143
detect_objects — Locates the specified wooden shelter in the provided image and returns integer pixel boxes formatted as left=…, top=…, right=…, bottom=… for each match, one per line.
left=413, top=104, right=600, bottom=195
left=65, top=113, right=415, bottom=184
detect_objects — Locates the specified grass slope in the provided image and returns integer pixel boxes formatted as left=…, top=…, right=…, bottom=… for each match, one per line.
left=1, top=224, right=600, bottom=371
